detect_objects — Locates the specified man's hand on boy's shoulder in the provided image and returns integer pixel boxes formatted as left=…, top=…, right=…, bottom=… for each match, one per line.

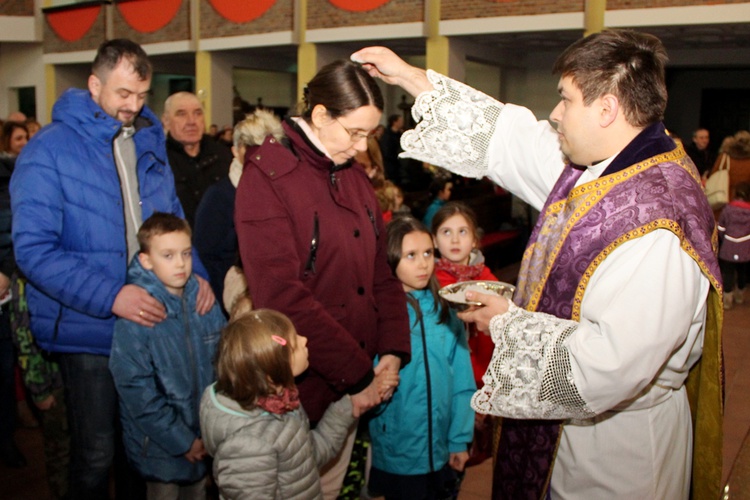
left=195, top=275, right=216, bottom=315
left=112, top=284, right=167, bottom=327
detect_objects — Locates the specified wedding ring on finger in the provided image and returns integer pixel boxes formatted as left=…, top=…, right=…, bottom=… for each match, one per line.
left=139, top=310, right=144, bottom=317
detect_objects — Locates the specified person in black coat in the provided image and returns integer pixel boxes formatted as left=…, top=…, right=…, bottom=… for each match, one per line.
left=162, top=92, right=233, bottom=226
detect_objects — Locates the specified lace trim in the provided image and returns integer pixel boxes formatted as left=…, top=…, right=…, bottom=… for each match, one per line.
left=471, top=302, right=595, bottom=420
left=399, top=70, right=503, bottom=179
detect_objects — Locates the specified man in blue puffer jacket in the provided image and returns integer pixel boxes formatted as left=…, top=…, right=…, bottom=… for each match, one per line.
left=10, top=39, right=215, bottom=499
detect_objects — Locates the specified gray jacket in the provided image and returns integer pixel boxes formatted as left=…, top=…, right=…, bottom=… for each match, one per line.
left=200, top=384, right=354, bottom=499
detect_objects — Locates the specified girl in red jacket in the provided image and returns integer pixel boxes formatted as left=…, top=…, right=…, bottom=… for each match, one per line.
left=431, top=201, right=497, bottom=466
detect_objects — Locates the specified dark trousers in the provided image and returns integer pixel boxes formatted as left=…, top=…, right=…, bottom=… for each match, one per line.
left=368, top=464, right=461, bottom=500
left=0, top=312, right=16, bottom=449
left=720, top=259, right=749, bottom=292
left=60, top=353, right=144, bottom=500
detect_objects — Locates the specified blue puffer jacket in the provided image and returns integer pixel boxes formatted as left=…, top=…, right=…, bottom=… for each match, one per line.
left=11, top=88, right=205, bottom=354
left=369, top=289, right=476, bottom=475
left=109, top=256, right=225, bottom=483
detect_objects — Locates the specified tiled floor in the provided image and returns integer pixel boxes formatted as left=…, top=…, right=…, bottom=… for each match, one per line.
left=3, top=289, right=749, bottom=499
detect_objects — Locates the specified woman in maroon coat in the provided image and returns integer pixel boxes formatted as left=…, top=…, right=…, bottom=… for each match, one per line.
left=234, top=60, right=411, bottom=497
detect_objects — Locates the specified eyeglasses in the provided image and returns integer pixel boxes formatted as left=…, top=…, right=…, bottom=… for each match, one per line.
left=334, top=118, right=369, bottom=143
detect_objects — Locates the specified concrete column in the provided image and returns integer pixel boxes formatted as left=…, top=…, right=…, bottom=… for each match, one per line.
left=425, top=0, right=465, bottom=81
left=44, top=64, right=55, bottom=124
left=295, top=0, right=317, bottom=102
left=195, top=50, right=213, bottom=126
left=584, top=0, right=606, bottom=36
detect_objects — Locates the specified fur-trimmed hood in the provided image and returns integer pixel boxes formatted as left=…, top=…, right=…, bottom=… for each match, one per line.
left=722, top=130, right=750, bottom=159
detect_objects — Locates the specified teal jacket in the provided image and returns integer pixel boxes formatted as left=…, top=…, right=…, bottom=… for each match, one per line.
left=369, top=289, right=475, bottom=474
left=109, top=256, right=225, bottom=483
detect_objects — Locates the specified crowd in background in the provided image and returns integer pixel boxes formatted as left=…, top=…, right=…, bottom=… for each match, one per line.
left=0, top=30, right=747, bottom=500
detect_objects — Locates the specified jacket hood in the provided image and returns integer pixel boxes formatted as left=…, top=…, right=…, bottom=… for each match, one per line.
left=52, top=88, right=161, bottom=150
left=126, top=254, right=199, bottom=316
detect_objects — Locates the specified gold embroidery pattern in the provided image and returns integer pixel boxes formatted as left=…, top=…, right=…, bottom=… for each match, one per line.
left=520, top=154, right=660, bottom=311
left=519, top=145, right=707, bottom=314
left=572, top=218, right=723, bottom=320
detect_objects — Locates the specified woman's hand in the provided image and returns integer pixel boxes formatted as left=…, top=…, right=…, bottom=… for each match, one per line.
left=457, top=291, right=510, bottom=333
left=351, top=47, right=434, bottom=97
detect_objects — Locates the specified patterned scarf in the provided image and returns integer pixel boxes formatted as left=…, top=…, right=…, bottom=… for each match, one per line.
left=435, top=257, right=486, bottom=282
left=256, top=387, right=301, bottom=414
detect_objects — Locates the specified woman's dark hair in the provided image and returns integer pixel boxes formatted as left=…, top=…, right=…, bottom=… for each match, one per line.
left=386, top=216, right=450, bottom=325
left=1, top=121, right=28, bottom=154
left=299, top=60, right=384, bottom=120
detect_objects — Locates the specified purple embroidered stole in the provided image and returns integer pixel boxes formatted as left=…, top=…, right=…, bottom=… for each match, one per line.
left=492, top=123, right=721, bottom=499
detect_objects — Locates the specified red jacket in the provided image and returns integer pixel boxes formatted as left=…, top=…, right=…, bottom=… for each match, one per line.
left=235, top=119, right=410, bottom=422
left=434, top=254, right=498, bottom=386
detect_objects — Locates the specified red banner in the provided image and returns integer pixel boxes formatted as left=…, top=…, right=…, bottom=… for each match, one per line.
left=46, top=5, right=101, bottom=42
left=208, top=0, right=276, bottom=23
left=328, top=0, right=389, bottom=12
left=118, top=0, right=182, bottom=33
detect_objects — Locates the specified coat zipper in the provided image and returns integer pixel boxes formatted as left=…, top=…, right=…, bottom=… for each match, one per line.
left=366, top=205, right=379, bottom=239
left=183, top=296, right=200, bottom=424
left=418, top=313, right=435, bottom=473
left=304, top=212, right=319, bottom=275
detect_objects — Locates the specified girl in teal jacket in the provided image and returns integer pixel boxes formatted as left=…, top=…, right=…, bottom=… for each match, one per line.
left=368, top=217, right=475, bottom=499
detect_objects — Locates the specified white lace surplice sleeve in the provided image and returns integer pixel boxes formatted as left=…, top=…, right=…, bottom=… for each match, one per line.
left=471, top=302, right=596, bottom=420
left=400, top=70, right=565, bottom=211
left=400, top=70, right=503, bottom=179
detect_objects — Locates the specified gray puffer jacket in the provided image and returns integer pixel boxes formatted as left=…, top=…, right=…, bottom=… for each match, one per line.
left=200, top=384, right=354, bottom=499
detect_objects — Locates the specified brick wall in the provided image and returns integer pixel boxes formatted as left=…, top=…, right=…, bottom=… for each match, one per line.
left=442, top=0, right=579, bottom=21
left=608, top=0, right=749, bottom=8
left=307, top=0, right=423, bottom=30
left=200, top=0, right=293, bottom=39
left=0, top=0, right=33, bottom=16
left=113, top=0, right=190, bottom=44
left=442, top=0, right=750, bottom=20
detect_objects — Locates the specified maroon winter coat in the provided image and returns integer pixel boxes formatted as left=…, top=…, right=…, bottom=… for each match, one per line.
left=235, top=119, right=411, bottom=422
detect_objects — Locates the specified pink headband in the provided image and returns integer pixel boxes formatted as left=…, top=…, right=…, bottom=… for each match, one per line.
left=271, top=335, right=287, bottom=346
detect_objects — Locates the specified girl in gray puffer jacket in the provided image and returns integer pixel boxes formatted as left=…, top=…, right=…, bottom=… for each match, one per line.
left=200, top=310, right=360, bottom=499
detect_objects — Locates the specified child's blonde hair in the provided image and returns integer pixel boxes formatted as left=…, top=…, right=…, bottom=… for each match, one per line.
left=215, top=309, right=297, bottom=411
left=233, top=109, right=284, bottom=148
